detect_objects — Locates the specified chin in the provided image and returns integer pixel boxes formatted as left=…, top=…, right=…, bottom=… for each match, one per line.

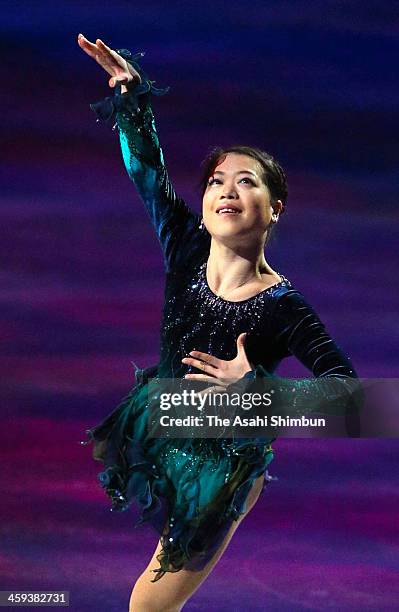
left=210, top=229, right=251, bottom=245
left=208, top=222, right=241, bottom=236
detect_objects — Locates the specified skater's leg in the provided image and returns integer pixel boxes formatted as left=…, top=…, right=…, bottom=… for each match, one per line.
left=129, top=474, right=264, bottom=611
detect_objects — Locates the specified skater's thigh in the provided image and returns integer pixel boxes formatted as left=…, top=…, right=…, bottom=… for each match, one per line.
left=130, top=474, right=264, bottom=610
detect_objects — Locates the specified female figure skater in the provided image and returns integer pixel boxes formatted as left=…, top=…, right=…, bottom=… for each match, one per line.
left=78, top=35, right=358, bottom=611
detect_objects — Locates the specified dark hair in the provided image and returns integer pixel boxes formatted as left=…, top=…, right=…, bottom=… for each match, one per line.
left=199, top=145, right=288, bottom=209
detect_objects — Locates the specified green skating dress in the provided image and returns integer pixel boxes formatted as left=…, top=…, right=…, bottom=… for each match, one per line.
left=84, top=49, right=359, bottom=582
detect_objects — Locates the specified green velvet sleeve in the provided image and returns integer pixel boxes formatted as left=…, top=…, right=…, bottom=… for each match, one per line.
left=90, top=49, right=209, bottom=272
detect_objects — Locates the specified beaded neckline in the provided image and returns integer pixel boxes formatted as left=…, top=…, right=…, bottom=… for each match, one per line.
left=200, top=261, right=291, bottom=305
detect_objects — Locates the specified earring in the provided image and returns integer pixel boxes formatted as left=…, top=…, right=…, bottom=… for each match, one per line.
left=199, top=219, right=205, bottom=230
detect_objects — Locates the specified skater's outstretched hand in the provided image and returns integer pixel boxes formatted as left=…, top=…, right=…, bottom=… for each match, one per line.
left=77, top=33, right=141, bottom=92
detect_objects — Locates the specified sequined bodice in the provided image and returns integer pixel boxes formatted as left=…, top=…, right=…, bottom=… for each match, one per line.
left=159, top=261, right=292, bottom=378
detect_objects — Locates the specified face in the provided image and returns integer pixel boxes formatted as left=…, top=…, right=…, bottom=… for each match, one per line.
left=202, top=153, right=278, bottom=246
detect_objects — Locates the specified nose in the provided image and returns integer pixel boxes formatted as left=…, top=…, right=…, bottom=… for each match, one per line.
left=221, top=185, right=238, bottom=199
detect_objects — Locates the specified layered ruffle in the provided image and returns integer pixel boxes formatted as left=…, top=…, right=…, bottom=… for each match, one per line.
left=82, top=366, right=275, bottom=582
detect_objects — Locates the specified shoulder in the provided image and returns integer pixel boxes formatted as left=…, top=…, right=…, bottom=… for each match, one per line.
left=268, top=276, right=315, bottom=308
left=272, top=284, right=318, bottom=311
left=269, top=282, right=325, bottom=335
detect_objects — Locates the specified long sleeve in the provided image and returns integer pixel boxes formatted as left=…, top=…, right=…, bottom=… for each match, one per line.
left=240, top=289, right=363, bottom=431
left=271, top=289, right=356, bottom=378
left=90, top=49, right=209, bottom=271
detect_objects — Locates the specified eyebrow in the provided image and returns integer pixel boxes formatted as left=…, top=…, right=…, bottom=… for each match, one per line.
left=213, top=170, right=258, bottom=177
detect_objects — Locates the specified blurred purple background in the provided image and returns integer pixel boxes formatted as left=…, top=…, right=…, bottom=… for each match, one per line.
left=2, top=2, right=398, bottom=610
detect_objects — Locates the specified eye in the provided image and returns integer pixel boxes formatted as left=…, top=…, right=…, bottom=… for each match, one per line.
left=207, top=177, right=222, bottom=186
left=239, top=177, right=255, bottom=185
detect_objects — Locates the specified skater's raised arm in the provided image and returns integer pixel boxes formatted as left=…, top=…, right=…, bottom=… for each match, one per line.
left=78, top=35, right=208, bottom=271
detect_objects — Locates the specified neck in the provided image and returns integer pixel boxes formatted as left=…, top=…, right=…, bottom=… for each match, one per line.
left=207, top=238, right=275, bottom=296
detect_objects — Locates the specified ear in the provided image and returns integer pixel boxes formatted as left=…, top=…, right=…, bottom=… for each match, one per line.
left=271, top=199, right=284, bottom=222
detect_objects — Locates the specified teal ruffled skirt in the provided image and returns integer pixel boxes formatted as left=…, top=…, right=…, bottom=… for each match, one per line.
left=83, top=369, right=275, bottom=581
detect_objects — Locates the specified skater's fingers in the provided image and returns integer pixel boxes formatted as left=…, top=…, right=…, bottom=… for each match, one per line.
left=95, top=45, right=135, bottom=84
left=184, top=374, right=220, bottom=385
left=77, top=33, right=99, bottom=58
left=78, top=34, right=116, bottom=77
left=79, top=34, right=140, bottom=88
left=108, top=75, right=131, bottom=88
left=95, top=41, right=124, bottom=68
left=96, top=38, right=114, bottom=54
left=188, top=350, right=220, bottom=368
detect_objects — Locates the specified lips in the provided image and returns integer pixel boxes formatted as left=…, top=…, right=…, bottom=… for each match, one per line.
left=216, top=205, right=242, bottom=214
